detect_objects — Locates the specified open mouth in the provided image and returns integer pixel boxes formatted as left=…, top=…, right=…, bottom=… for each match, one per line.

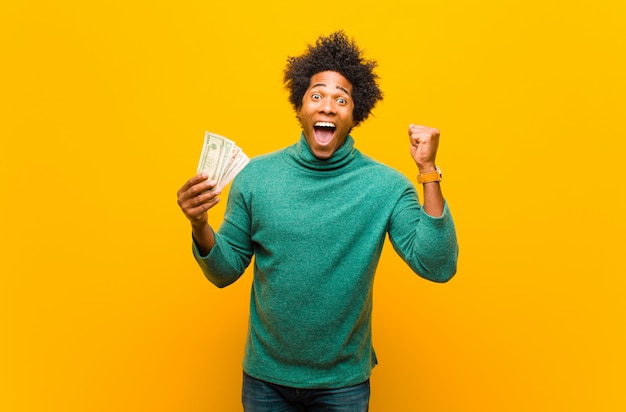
left=313, top=121, right=336, bottom=144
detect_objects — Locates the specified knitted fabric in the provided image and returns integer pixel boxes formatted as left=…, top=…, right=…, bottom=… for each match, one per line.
left=193, top=133, right=458, bottom=388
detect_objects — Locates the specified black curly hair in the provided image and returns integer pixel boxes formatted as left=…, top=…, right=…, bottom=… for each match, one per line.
left=283, top=31, right=383, bottom=127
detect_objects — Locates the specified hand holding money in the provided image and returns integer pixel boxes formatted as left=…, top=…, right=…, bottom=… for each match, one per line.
left=177, top=173, right=221, bottom=227
left=177, top=132, right=249, bottom=224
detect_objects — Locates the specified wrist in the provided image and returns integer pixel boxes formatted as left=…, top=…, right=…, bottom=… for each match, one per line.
left=191, top=219, right=209, bottom=232
left=417, top=165, right=442, bottom=184
left=417, top=163, right=437, bottom=174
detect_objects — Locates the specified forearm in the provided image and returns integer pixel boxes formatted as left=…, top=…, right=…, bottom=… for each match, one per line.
left=421, top=181, right=444, bottom=217
left=191, top=221, right=215, bottom=256
left=408, top=124, right=446, bottom=217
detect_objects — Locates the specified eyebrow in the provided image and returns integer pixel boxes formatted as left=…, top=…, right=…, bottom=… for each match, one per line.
left=311, top=83, right=352, bottom=97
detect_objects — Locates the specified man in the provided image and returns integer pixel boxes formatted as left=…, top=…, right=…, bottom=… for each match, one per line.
left=177, top=31, right=458, bottom=411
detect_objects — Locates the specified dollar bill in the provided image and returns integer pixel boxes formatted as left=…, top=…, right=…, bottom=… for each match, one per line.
left=218, top=150, right=249, bottom=190
left=197, top=131, right=249, bottom=191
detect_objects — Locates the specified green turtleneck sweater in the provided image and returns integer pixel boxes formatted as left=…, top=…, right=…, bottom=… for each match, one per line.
left=193, top=133, right=458, bottom=389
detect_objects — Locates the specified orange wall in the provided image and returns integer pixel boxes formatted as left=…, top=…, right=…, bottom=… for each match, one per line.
left=2, top=1, right=624, bottom=411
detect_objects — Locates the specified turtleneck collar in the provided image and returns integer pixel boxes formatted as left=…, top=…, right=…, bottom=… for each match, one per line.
left=288, top=132, right=358, bottom=172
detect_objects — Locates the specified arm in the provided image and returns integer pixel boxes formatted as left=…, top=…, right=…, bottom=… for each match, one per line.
left=408, top=124, right=444, bottom=217
left=177, top=173, right=253, bottom=287
left=386, top=124, right=457, bottom=282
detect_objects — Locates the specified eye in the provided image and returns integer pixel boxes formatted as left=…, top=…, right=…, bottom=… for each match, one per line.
left=312, top=93, right=321, bottom=100
left=337, top=97, right=347, bottom=105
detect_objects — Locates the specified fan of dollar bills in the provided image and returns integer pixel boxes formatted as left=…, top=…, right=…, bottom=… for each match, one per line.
left=197, top=131, right=250, bottom=191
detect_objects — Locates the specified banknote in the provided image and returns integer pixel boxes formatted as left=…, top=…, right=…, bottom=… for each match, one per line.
left=197, top=131, right=249, bottom=191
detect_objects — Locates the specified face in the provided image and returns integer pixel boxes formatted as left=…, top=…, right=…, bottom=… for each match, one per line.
left=297, top=71, right=355, bottom=159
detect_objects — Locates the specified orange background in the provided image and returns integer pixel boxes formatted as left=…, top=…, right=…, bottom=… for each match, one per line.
left=2, top=1, right=624, bottom=411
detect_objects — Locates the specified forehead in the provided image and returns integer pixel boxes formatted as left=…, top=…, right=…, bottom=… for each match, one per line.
left=308, top=71, right=353, bottom=93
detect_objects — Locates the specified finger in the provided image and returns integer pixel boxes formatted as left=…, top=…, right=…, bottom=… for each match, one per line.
left=186, top=196, right=221, bottom=220
left=408, top=124, right=422, bottom=138
left=181, top=186, right=220, bottom=210
left=195, top=188, right=221, bottom=205
left=189, top=179, right=219, bottom=199
left=179, top=179, right=218, bottom=203
left=409, top=131, right=422, bottom=146
left=178, top=173, right=209, bottom=195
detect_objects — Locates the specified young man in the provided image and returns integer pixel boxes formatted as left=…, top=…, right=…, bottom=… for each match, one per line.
left=177, top=31, right=458, bottom=411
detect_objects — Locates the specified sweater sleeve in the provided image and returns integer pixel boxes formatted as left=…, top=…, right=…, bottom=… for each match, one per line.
left=387, top=186, right=459, bottom=282
left=192, top=180, right=254, bottom=288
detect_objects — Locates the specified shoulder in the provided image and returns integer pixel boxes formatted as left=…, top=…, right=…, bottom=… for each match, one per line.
left=238, top=147, right=287, bottom=174
left=345, top=152, right=418, bottom=206
left=248, top=148, right=284, bottom=165
left=357, top=153, right=412, bottom=185
left=229, top=147, right=291, bottom=192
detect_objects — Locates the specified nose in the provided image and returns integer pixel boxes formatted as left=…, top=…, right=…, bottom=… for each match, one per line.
left=319, top=97, right=336, bottom=114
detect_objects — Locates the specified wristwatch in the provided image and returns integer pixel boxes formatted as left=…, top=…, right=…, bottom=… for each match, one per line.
left=417, top=166, right=442, bottom=184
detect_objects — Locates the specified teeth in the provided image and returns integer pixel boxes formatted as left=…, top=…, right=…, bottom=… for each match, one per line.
left=314, top=121, right=336, bottom=128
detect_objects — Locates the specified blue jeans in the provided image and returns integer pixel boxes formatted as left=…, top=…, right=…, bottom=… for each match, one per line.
left=242, top=372, right=370, bottom=412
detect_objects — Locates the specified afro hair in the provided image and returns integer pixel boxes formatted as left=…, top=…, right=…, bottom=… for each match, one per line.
left=283, top=31, right=383, bottom=127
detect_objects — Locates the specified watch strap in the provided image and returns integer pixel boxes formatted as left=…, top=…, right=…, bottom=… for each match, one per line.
left=417, top=167, right=442, bottom=184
